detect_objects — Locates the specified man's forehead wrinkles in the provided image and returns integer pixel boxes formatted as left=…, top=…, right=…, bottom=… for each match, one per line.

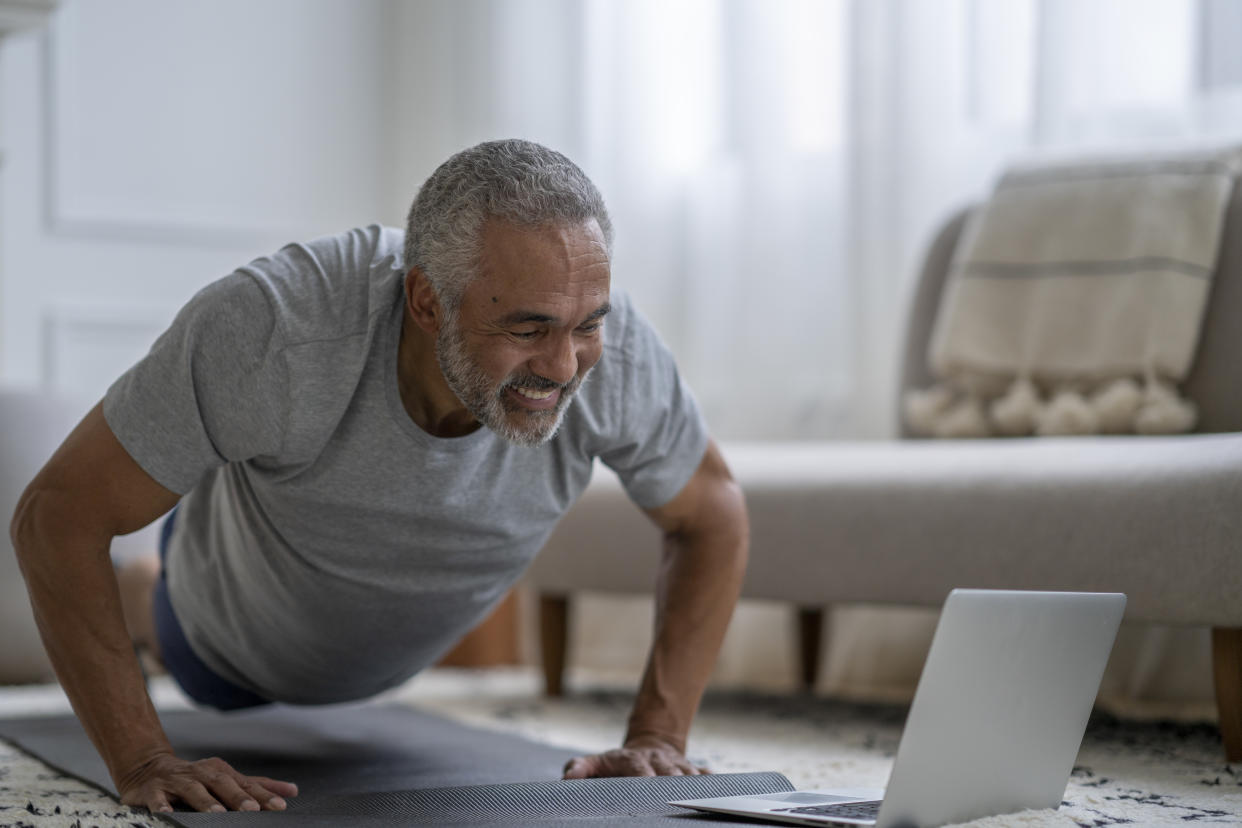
left=490, top=281, right=609, bottom=301
left=495, top=310, right=558, bottom=326
left=513, top=246, right=607, bottom=275
left=492, top=301, right=611, bottom=328
left=478, top=253, right=608, bottom=286
left=567, top=238, right=609, bottom=256
left=486, top=218, right=606, bottom=258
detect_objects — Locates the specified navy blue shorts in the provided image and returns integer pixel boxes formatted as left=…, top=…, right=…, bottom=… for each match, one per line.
left=152, top=508, right=271, bottom=711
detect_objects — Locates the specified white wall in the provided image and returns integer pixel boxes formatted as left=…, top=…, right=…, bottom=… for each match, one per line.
left=0, top=0, right=593, bottom=398
left=0, top=0, right=395, bottom=403
left=0, top=0, right=403, bottom=561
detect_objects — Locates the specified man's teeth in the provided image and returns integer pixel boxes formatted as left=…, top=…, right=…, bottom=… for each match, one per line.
left=514, top=387, right=555, bottom=400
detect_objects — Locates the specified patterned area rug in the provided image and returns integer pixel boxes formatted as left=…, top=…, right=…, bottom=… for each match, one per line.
left=0, top=670, right=1239, bottom=827
left=407, top=675, right=1242, bottom=827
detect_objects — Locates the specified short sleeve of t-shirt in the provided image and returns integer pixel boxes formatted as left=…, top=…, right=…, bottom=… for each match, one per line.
left=594, top=297, right=709, bottom=510
left=103, top=272, right=287, bottom=495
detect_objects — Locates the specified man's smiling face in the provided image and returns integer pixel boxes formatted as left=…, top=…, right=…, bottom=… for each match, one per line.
left=435, top=218, right=611, bottom=446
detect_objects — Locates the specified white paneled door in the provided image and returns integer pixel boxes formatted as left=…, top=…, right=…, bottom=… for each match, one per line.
left=0, top=0, right=401, bottom=565
left=0, top=0, right=395, bottom=404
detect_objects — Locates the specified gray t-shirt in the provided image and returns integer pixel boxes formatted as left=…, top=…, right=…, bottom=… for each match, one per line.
left=103, top=225, right=708, bottom=705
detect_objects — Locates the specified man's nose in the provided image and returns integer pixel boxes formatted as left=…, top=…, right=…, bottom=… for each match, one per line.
left=531, top=332, right=578, bottom=385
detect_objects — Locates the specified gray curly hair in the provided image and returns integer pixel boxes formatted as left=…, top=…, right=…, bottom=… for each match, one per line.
left=404, top=139, right=614, bottom=311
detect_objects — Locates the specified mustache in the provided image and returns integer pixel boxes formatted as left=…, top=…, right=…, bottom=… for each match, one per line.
left=503, top=374, right=575, bottom=392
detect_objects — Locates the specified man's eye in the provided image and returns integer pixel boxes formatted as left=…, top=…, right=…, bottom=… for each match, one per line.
left=511, top=329, right=540, bottom=340
left=577, top=323, right=603, bottom=334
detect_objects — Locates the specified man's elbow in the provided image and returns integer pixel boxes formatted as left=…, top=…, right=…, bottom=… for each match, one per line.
left=719, top=477, right=749, bottom=574
left=10, top=484, right=104, bottom=574
left=11, top=482, right=44, bottom=564
left=10, top=484, right=72, bottom=578
left=674, top=476, right=749, bottom=571
left=10, top=484, right=63, bottom=601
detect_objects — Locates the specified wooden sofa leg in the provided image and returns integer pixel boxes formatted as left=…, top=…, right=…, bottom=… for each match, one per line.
left=540, top=593, right=569, bottom=697
left=797, top=607, right=824, bottom=692
left=1212, top=627, right=1242, bottom=762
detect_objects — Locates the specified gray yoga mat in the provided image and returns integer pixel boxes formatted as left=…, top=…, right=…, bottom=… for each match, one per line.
left=0, top=703, right=793, bottom=825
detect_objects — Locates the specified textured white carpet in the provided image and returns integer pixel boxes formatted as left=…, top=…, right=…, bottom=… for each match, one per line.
left=1, top=669, right=1238, bottom=827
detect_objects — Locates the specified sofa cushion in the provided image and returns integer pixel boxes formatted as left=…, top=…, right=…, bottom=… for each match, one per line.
left=528, top=436, right=1242, bottom=627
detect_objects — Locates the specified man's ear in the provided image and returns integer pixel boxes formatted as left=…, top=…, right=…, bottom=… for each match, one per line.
left=405, top=267, right=442, bottom=334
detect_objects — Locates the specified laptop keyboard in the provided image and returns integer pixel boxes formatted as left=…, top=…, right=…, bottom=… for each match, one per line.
left=777, top=800, right=883, bottom=820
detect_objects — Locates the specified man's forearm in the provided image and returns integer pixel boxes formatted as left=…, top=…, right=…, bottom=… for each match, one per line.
left=13, top=489, right=174, bottom=784
left=625, top=491, right=748, bottom=752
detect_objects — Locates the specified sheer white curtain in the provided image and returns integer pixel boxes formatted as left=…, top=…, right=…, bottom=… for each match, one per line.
left=441, top=0, right=1239, bottom=701
left=575, top=0, right=854, bottom=439
left=433, top=0, right=1242, bottom=444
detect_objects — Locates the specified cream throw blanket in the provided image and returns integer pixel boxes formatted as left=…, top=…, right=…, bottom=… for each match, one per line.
left=907, top=147, right=1241, bottom=438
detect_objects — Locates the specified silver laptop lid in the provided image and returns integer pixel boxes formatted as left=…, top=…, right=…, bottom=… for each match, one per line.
left=877, top=589, right=1125, bottom=828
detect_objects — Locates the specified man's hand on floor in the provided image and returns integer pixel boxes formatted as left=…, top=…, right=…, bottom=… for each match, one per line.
left=116, top=750, right=299, bottom=813
left=561, top=735, right=709, bottom=778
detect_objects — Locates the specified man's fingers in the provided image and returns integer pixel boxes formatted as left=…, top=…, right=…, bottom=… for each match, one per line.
left=206, top=773, right=261, bottom=812
left=563, top=756, right=598, bottom=779
left=640, top=759, right=680, bottom=779
left=119, top=752, right=298, bottom=814
left=565, top=748, right=707, bottom=779
left=145, top=790, right=174, bottom=814
left=249, top=776, right=299, bottom=798
left=567, top=748, right=709, bottom=779
left=647, top=755, right=681, bottom=776
left=566, top=759, right=593, bottom=779
left=240, top=774, right=297, bottom=808
left=678, top=757, right=711, bottom=775
left=173, top=779, right=225, bottom=813
left=261, top=794, right=289, bottom=811
left=231, top=775, right=290, bottom=810
left=621, top=751, right=657, bottom=777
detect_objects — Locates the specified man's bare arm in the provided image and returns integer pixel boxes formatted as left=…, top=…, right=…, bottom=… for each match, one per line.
left=563, top=438, right=748, bottom=777
left=10, top=402, right=297, bottom=813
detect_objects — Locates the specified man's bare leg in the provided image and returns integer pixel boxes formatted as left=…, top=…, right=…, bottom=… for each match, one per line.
left=116, top=556, right=163, bottom=667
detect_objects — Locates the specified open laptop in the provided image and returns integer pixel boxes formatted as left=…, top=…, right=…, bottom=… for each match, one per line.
left=671, top=589, right=1126, bottom=827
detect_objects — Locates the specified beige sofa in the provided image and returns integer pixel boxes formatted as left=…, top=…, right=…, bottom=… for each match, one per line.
left=527, top=190, right=1242, bottom=760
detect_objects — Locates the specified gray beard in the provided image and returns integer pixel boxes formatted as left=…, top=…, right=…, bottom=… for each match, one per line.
left=435, top=316, right=583, bottom=447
